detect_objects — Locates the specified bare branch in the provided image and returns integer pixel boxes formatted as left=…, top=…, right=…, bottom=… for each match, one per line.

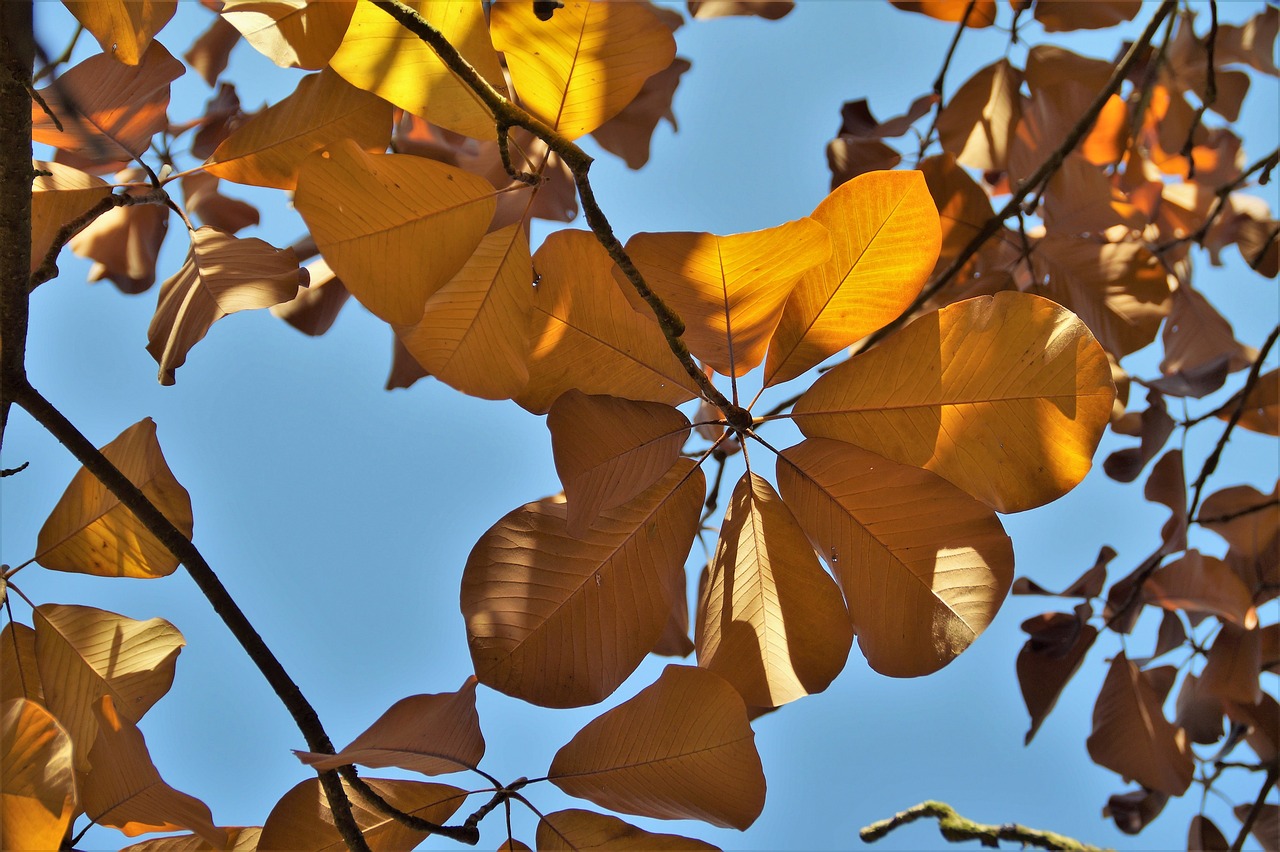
left=861, top=800, right=1109, bottom=852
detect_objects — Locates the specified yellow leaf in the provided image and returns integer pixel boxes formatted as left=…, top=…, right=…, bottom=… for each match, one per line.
left=394, top=224, right=532, bottom=401
left=294, top=139, right=495, bottom=326
left=1, top=699, right=76, bottom=852
left=776, top=438, right=1013, bottom=677
left=462, top=460, right=704, bottom=708
left=491, top=0, right=676, bottom=140
left=549, top=665, right=765, bottom=830
left=697, top=473, right=852, bottom=708
left=537, top=809, right=720, bottom=851
left=329, top=0, right=504, bottom=139
left=30, top=160, right=111, bottom=275
left=765, top=172, right=939, bottom=386
left=36, top=417, right=193, bottom=577
left=790, top=292, right=1114, bottom=513
left=547, top=390, right=691, bottom=536
left=295, top=677, right=484, bottom=775
left=1087, top=654, right=1194, bottom=795
left=0, top=624, right=43, bottom=706
left=63, top=0, right=177, bottom=65
left=516, top=230, right=701, bottom=414
left=33, top=603, right=183, bottom=770
left=206, top=68, right=392, bottom=190
left=147, top=227, right=304, bottom=385
left=625, top=218, right=831, bottom=377
left=221, top=0, right=355, bottom=69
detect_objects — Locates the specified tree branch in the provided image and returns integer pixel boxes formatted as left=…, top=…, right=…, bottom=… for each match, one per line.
left=860, top=801, right=1109, bottom=852
left=27, top=188, right=170, bottom=289
left=1232, top=764, right=1279, bottom=852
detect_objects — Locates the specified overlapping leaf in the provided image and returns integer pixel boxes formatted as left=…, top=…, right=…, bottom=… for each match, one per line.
left=890, top=0, right=996, bottom=26
left=1017, top=610, right=1098, bottom=744
left=221, top=0, right=355, bottom=69
left=69, top=168, right=169, bottom=294
left=1143, top=550, right=1257, bottom=628
left=549, top=665, right=765, bottom=830
left=0, top=624, right=43, bottom=705
left=1222, top=368, right=1279, bottom=436
left=1, top=699, right=77, bottom=851
left=935, top=59, right=1021, bottom=172
left=537, top=809, right=720, bottom=851
left=1200, top=623, right=1262, bottom=705
left=30, top=161, right=111, bottom=275
left=64, top=0, right=177, bottom=65
left=790, top=292, right=1114, bottom=513
left=181, top=173, right=259, bottom=235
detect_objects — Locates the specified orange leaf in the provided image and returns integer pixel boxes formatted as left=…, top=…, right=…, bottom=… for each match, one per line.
left=547, top=390, right=691, bottom=536
left=147, top=227, right=303, bottom=385
left=1, top=699, right=76, bottom=851
left=697, top=473, right=852, bottom=708
left=294, top=678, right=484, bottom=775
left=626, top=218, right=831, bottom=377
left=766, top=171, right=938, bottom=385
left=221, top=0, right=355, bottom=69
left=776, top=438, right=1013, bottom=677
left=935, top=59, right=1021, bottom=172
left=462, top=460, right=704, bottom=707
left=69, top=167, right=169, bottom=294
left=537, top=809, right=720, bottom=850
left=64, top=0, right=177, bottom=65
left=1143, top=550, right=1257, bottom=629
left=790, top=293, right=1114, bottom=513
left=549, top=665, right=765, bottom=829
left=0, top=623, right=43, bottom=706
left=29, top=160, right=111, bottom=275
left=890, top=1, right=996, bottom=27
left=36, top=417, right=193, bottom=578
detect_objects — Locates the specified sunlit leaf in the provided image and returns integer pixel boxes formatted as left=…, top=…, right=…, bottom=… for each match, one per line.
left=36, top=418, right=193, bottom=578
left=1017, top=610, right=1097, bottom=744
left=537, top=809, right=720, bottom=850
left=626, top=218, right=831, bottom=377
left=548, top=390, right=691, bottom=536
left=492, top=0, right=676, bottom=140
left=295, top=677, right=484, bottom=775
left=1, top=699, right=76, bottom=851
left=120, top=827, right=263, bottom=851
left=1217, top=6, right=1279, bottom=76
left=1034, top=1, right=1140, bottom=31
left=0, top=624, right=43, bottom=706
left=64, top=0, right=177, bottom=65
left=935, top=59, right=1021, bottom=172
left=294, top=138, right=495, bottom=326
left=890, top=1, right=996, bottom=26
left=791, top=292, right=1114, bottom=513
left=697, top=473, right=852, bottom=708
left=549, top=665, right=765, bottom=829
left=30, top=160, right=111, bottom=275
left=688, top=1, right=793, bottom=20
left=147, top=227, right=303, bottom=385
left=221, top=0, right=355, bottom=69
left=777, top=438, right=1013, bottom=677
left=766, top=171, right=938, bottom=385
left=69, top=167, right=169, bottom=294
left=1143, top=550, right=1257, bottom=629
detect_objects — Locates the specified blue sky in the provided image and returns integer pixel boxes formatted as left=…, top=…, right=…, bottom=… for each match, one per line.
left=4, top=2, right=1277, bottom=849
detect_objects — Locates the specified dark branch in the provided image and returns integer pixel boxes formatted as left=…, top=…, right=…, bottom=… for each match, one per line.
left=28, top=188, right=169, bottom=290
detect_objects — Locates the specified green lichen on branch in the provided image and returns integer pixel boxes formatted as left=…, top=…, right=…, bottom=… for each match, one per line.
left=860, top=801, right=1110, bottom=852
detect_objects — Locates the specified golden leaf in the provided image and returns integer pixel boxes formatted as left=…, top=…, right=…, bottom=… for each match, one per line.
left=63, top=0, right=177, bottom=65
left=1, top=700, right=76, bottom=851
left=221, top=0, right=355, bottom=70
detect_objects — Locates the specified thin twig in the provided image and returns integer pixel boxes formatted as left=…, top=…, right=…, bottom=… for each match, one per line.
left=860, top=800, right=1109, bottom=852
left=917, top=0, right=977, bottom=161
left=1179, top=0, right=1217, bottom=179
left=1232, top=764, right=1279, bottom=852
left=1197, top=497, right=1279, bottom=526
left=28, top=189, right=170, bottom=290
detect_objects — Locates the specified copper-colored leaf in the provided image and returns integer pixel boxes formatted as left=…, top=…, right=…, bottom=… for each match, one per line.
left=1159, top=284, right=1257, bottom=396
left=1186, top=816, right=1229, bottom=852
left=625, top=218, right=831, bottom=377
left=547, top=391, right=691, bottom=536
left=34, top=603, right=183, bottom=770
left=1234, top=804, right=1280, bottom=852
left=64, top=0, right=177, bottom=65
left=492, top=0, right=676, bottom=141
left=791, top=292, right=1114, bottom=513
left=184, top=15, right=241, bottom=86
left=1225, top=691, right=1280, bottom=763
left=537, top=809, right=720, bottom=851
left=1144, top=550, right=1257, bottom=629
left=890, top=1, right=996, bottom=26
left=776, top=438, right=1013, bottom=677
left=1018, top=611, right=1098, bottom=744
left=688, top=1, right=792, bottom=19
left=517, top=230, right=701, bottom=414
left=1086, top=653, right=1194, bottom=796
left=295, top=678, right=483, bottom=775
left=1, top=699, right=77, bottom=851
left=766, top=171, right=939, bottom=386
left=221, top=0, right=355, bottom=69
left=181, top=172, right=258, bottom=235
left=30, top=160, right=112, bottom=276
left=652, top=583, right=695, bottom=659
left=1105, top=390, right=1174, bottom=483
left=462, top=460, right=704, bottom=707
left=206, top=68, right=393, bottom=190
left=1200, top=623, right=1262, bottom=705
left=1034, top=0, right=1139, bottom=31
left=549, top=665, right=765, bottom=830
left=147, top=227, right=303, bottom=385
left=1013, top=546, right=1113, bottom=598
left=121, top=827, right=263, bottom=851
left=1218, top=6, right=1279, bottom=76
left=1104, top=788, right=1169, bottom=835
left=36, top=417, right=193, bottom=578
left=826, top=138, right=901, bottom=187
left=697, top=473, right=852, bottom=708
left=1173, top=672, right=1223, bottom=745
left=919, top=153, right=993, bottom=269
left=294, top=139, right=495, bottom=326
left=1199, top=482, right=1280, bottom=599
left=593, top=57, right=691, bottom=170
left=1145, top=449, right=1188, bottom=553
left=69, top=167, right=169, bottom=294
left=0, top=624, right=43, bottom=706
left=271, top=257, right=350, bottom=337
left=935, top=59, right=1021, bottom=172
left=1220, top=368, right=1279, bottom=436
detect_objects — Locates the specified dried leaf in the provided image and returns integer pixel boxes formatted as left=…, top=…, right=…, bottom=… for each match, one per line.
left=1199, top=482, right=1280, bottom=599
left=1145, top=450, right=1188, bottom=554
left=1034, top=0, right=1140, bottom=31
left=1012, top=545, right=1113, bottom=598
left=69, top=168, right=169, bottom=294
left=688, top=1, right=792, bottom=20
left=184, top=14, right=240, bottom=86
left=1, top=699, right=77, bottom=851
left=64, top=0, right=177, bottom=65
left=0, top=623, right=43, bottom=706
left=1144, top=550, right=1257, bottom=629
left=1173, top=672, right=1223, bottom=745
left=1200, top=623, right=1262, bottom=705
left=1018, top=611, right=1097, bottom=744
left=594, top=58, right=691, bottom=170
left=1225, top=691, right=1280, bottom=763
left=1103, top=788, right=1169, bottom=835
left=1218, top=6, right=1279, bottom=76
left=826, top=138, right=901, bottom=187
left=919, top=153, right=993, bottom=270
left=221, top=0, right=355, bottom=70
left=1104, top=390, right=1174, bottom=483
left=537, top=809, right=720, bottom=850
left=1159, top=284, right=1257, bottom=396
left=271, top=257, right=350, bottom=337
left=936, top=59, right=1021, bottom=172
left=120, top=827, right=263, bottom=851
left=30, top=160, right=111, bottom=275
left=181, top=172, right=258, bottom=234
left=652, top=583, right=696, bottom=658
left=1220, top=368, right=1279, bottom=436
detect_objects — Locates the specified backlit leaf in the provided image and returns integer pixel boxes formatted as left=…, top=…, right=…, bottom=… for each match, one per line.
left=1, top=699, right=76, bottom=851
left=890, top=1, right=996, bottom=27
left=221, top=0, right=355, bottom=69
left=462, top=460, right=704, bottom=707
left=790, top=292, right=1114, bottom=513
left=777, top=438, right=1013, bottom=677
left=766, top=171, right=938, bottom=385
left=626, top=218, right=831, bottom=377
left=36, top=417, right=192, bottom=578
left=0, top=624, right=43, bottom=706
left=120, top=827, right=263, bottom=851
left=294, top=139, right=495, bottom=326
left=184, top=15, right=240, bottom=86
left=688, top=1, right=792, bottom=20
left=64, top=0, right=177, bottom=65
left=549, top=665, right=765, bottom=829
left=492, top=0, right=676, bottom=140
left=935, top=59, right=1021, bottom=172
left=69, top=167, right=169, bottom=294
left=697, top=473, right=852, bottom=708
left=919, top=154, right=993, bottom=271
left=1143, top=550, right=1257, bottom=629
left=537, top=809, right=720, bottom=850
left=30, top=160, right=111, bottom=276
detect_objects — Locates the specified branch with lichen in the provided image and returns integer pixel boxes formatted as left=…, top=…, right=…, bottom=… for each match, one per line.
left=860, top=801, right=1111, bottom=852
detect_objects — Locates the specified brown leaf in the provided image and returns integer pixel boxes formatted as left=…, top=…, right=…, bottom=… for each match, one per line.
left=453, top=128, right=578, bottom=228
left=147, top=227, right=304, bottom=385
left=181, top=172, right=258, bottom=234
left=271, top=257, right=350, bottom=337
left=826, top=138, right=901, bottom=187
left=1220, top=368, right=1279, bottom=437
left=0, top=623, right=44, bottom=706
left=1225, top=691, right=1280, bottom=763
left=30, top=160, right=111, bottom=275
left=189, top=83, right=244, bottom=160
left=835, top=95, right=938, bottom=141
left=688, top=1, right=793, bottom=20
left=1233, top=804, right=1280, bottom=852
left=1103, top=788, right=1169, bottom=835
left=184, top=14, right=241, bottom=86
left=1200, top=623, right=1262, bottom=705
left=1217, top=6, right=1279, bottom=76
left=1018, top=609, right=1098, bottom=744
left=1013, top=545, right=1113, bottom=598
left=1041, top=155, right=1136, bottom=235
left=1261, top=623, right=1279, bottom=675
left=1159, top=284, right=1257, bottom=397
left=594, top=58, right=691, bottom=170
left=1149, top=610, right=1188, bottom=663
left=221, top=0, right=356, bottom=70
left=1145, top=450, right=1188, bottom=554
left=385, top=333, right=430, bottom=391
left=1144, top=550, right=1257, bottom=629
left=1104, top=390, right=1174, bottom=483
left=64, top=0, right=177, bottom=65
left=1034, top=0, right=1140, bottom=31
left=919, top=153, right=994, bottom=270
left=1173, top=672, right=1223, bottom=745
left=1, top=699, right=77, bottom=851
left=120, top=827, right=263, bottom=851
left=1199, top=481, right=1279, bottom=602
left=69, top=168, right=169, bottom=294
left=537, top=809, right=720, bottom=850
left=936, top=59, right=1021, bottom=172
left=549, top=665, right=766, bottom=830
left=652, top=582, right=695, bottom=659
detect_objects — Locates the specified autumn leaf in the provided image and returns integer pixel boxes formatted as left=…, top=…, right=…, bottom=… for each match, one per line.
left=184, top=15, right=241, bottom=87
left=69, top=167, right=169, bottom=294
left=64, top=0, right=177, bottom=65
left=181, top=173, right=258, bottom=235
left=688, top=1, right=793, bottom=20
left=461, top=460, right=704, bottom=707
left=1200, top=623, right=1262, bottom=705
left=271, top=257, right=350, bottom=337
left=537, top=809, right=720, bottom=851
left=935, top=59, right=1021, bottom=172
left=36, top=417, right=193, bottom=578
left=1104, top=390, right=1174, bottom=483
left=1198, top=482, right=1279, bottom=597
left=1158, top=283, right=1257, bottom=397
left=549, top=665, right=765, bottom=830
left=1034, top=0, right=1140, bottom=32
left=1, top=699, right=77, bottom=851
left=1143, top=550, right=1257, bottom=629
left=890, top=0, right=996, bottom=27
left=30, top=160, right=111, bottom=275
left=120, top=827, right=263, bottom=851
left=593, top=57, right=692, bottom=170
left=0, top=623, right=43, bottom=706
left=919, top=154, right=994, bottom=272
left=1017, top=609, right=1098, bottom=744
left=147, top=227, right=304, bottom=385
left=221, top=0, right=356, bottom=70
left=1220, top=368, right=1279, bottom=436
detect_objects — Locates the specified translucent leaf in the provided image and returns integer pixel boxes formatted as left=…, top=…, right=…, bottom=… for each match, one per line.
left=221, top=0, right=355, bottom=70
left=890, top=1, right=996, bottom=26
left=294, top=139, right=494, bottom=326
left=625, top=219, right=830, bottom=377
left=935, top=59, right=1021, bottom=172
left=1144, top=550, right=1257, bottom=629
left=34, top=603, right=183, bottom=770
left=30, top=160, right=111, bottom=275
left=791, top=292, right=1114, bottom=513
left=697, top=473, right=852, bottom=708
left=492, top=0, right=676, bottom=140
left=463, top=460, right=703, bottom=707
left=0, top=623, right=43, bottom=706
left=766, top=171, right=938, bottom=385
left=549, top=665, right=765, bottom=830
left=547, top=391, right=691, bottom=536
left=69, top=167, right=169, bottom=294
left=777, top=438, right=1013, bottom=677
left=537, top=809, right=720, bottom=850
left=63, top=0, right=177, bottom=65
left=206, top=68, right=393, bottom=190
left=147, top=227, right=304, bottom=385
left=120, top=827, right=263, bottom=851
left=36, top=418, right=193, bottom=578
left=295, top=678, right=484, bottom=775
left=329, top=0, right=503, bottom=139
left=1, top=699, right=76, bottom=851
